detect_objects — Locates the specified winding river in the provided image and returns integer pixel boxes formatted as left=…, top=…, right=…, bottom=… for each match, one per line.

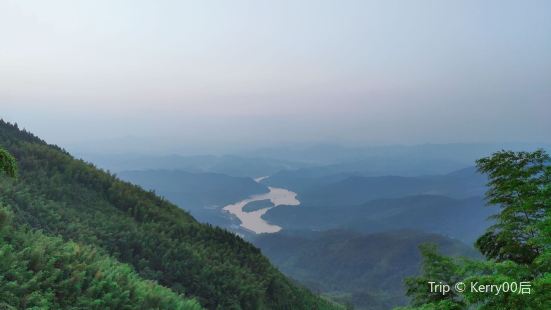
left=223, top=177, right=300, bottom=233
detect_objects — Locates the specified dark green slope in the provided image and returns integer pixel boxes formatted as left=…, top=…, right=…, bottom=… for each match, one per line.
left=0, top=120, right=340, bottom=310
left=0, top=207, right=202, bottom=310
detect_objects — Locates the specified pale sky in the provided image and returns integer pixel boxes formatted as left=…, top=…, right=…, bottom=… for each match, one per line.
left=1, top=0, right=550, bottom=153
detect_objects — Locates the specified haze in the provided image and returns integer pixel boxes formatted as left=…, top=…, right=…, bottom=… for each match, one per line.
left=1, top=0, right=550, bottom=154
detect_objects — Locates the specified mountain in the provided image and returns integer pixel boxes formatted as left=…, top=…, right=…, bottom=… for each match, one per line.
left=118, top=170, right=268, bottom=226
left=253, top=229, right=480, bottom=310
left=264, top=195, right=493, bottom=243
left=0, top=120, right=340, bottom=310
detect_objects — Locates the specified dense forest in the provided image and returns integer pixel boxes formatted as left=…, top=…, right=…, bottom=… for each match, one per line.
left=0, top=120, right=340, bottom=310
left=398, top=150, right=551, bottom=309
left=0, top=206, right=202, bottom=309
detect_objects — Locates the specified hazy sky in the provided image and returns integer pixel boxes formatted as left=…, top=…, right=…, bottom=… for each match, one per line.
left=1, top=0, right=550, bottom=153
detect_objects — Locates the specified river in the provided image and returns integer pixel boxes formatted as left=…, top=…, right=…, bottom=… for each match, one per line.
left=223, top=177, right=300, bottom=233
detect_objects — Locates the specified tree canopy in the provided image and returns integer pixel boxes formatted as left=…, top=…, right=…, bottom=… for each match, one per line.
left=0, top=148, right=16, bottom=178
left=399, top=149, right=551, bottom=309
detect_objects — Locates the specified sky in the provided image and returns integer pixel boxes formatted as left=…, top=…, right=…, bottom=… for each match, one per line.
left=1, top=0, right=550, bottom=154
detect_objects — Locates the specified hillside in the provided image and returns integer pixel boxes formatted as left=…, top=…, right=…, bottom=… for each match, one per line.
left=0, top=206, right=202, bottom=309
left=0, top=120, right=340, bottom=310
left=253, top=229, right=480, bottom=310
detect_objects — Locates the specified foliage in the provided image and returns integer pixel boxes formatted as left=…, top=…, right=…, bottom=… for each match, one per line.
left=475, top=149, right=549, bottom=264
left=400, top=150, right=551, bottom=309
left=0, top=206, right=202, bottom=309
left=0, top=120, right=341, bottom=310
left=0, top=147, right=17, bottom=178
left=403, top=244, right=465, bottom=308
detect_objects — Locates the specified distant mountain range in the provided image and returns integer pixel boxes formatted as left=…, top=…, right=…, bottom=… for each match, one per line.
left=297, top=166, right=487, bottom=205
left=242, top=143, right=549, bottom=167
left=262, top=167, right=492, bottom=243
left=264, top=195, right=493, bottom=244
left=77, top=143, right=550, bottom=179
left=265, top=166, right=487, bottom=202
left=79, top=153, right=311, bottom=177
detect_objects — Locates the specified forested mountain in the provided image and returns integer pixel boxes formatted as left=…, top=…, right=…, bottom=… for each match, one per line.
left=253, top=229, right=479, bottom=310
left=0, top=120, right=340, bottom=310
left=118, top=170, right=268, bottom=226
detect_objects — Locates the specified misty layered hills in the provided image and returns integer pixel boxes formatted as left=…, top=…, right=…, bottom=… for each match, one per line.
left=254, top=164, right=493, bottom=308
left=298, top=170, right=485, bottom=205
left=0, top=120, right=340, bottom=310
left=77, top=143, right=550, bottom=180
left=243, top=143, right=550, bottom=167
left=266, top=166, right=487, bottom=205
left=253, top=229, right=480, bottom=310
left=260, top=167, right=491, bottom=243
left=264, top=195, right=492, bottom=243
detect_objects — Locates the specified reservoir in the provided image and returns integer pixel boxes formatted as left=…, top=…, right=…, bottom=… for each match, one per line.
left=223, top=179, right=300, bottom=233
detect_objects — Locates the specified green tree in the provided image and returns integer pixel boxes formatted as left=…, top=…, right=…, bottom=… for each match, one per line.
left=0, top=148, right=17, bottom=178
left=400, top=150, right=551, bottom=310
left=475, top=149, right=549, bottom=264
left=403, top=244, right=464, bottom=309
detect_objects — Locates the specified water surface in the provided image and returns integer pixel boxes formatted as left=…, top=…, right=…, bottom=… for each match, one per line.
left=223, top=179, right=300, bottom=233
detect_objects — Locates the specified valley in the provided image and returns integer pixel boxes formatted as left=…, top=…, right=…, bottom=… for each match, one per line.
left=2, top=119, right=548, bottom=309
left=102, top=146, right=504, bottom=309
